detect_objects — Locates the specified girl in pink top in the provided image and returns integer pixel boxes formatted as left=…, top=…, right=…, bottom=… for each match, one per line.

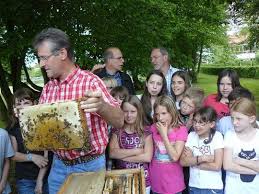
left=149, top=95, right=188, bottom=194
left=109, top=95, right=153, bottom=194
left=203, top=69, right=241, bottom=119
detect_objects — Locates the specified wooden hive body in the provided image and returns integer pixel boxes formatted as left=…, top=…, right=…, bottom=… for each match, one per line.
left=58, top=169, right=146, bottom=194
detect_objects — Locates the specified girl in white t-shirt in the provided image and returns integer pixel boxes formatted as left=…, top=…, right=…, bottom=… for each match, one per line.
left=223, top=98, right=259, bottom=194
left=180, top=106, right=224, bottom=194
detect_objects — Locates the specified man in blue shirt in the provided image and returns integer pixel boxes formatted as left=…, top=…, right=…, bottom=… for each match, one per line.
left=94, top=47, right=135, bottom=95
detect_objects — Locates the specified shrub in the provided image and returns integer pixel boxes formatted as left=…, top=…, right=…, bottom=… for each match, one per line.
left=201, top=66, right=259, bottom=79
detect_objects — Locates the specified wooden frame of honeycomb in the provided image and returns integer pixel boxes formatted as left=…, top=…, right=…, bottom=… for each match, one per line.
left=58, top=169, right=146, bottom=194
left=18, top=100, right=91, bottom=151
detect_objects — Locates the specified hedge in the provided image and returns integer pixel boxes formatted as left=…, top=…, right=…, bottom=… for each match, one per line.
left=201, top=66, right=259, bottom=79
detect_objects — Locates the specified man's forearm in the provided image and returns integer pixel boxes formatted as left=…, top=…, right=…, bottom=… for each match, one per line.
left=98, top=102, right=124, bottom=128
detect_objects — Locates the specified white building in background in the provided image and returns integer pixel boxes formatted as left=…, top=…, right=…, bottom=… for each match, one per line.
left=236, top=52, right=256, bottom=60
left=228, top=34, right=257, bottom=60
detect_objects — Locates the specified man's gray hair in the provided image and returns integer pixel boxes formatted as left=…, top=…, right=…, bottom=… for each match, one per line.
left=103, top=48, right=114, bottom=63
left=158, top=47, right=169, bottom=57
left=152, top=47, right=170, bottom=62
left=33, top=28, right=74, bottom=61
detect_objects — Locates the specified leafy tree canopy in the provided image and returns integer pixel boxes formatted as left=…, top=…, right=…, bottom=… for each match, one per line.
left=228, top=0, right=259, bottom=46
left=0, top=0, right=228, bottom=121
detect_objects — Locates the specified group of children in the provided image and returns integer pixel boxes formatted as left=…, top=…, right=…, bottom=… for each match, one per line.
left=0, top=68, right=258, bottom=194
left=104, top=69, right=259, bottom=194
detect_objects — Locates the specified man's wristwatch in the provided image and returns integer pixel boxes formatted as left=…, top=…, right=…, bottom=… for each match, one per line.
left=27, top=153, right=33, bottom=161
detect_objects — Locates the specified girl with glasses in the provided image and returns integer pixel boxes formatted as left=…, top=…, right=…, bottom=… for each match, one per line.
left=180, top=87, right=205, bottom=131
left=180, top=106, right=224, bottom=194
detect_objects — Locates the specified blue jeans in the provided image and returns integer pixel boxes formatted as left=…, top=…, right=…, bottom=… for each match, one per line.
left=189, top=187, right=223, bottom=194
left=16, top=179, right=49, bottom=194
left=48, top=155, right=105, bottom=194
left=2, top=182, right=11, bottom=194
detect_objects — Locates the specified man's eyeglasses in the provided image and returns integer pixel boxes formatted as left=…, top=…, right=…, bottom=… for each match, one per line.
left=111, top=56, right=124, bottom=60
left=151, top=55, right=162, bottom=60
left=38, top=51, right=59, bottom=61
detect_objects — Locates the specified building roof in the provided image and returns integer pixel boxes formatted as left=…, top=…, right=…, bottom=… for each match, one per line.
left=228, top=34, right=248, bottom=44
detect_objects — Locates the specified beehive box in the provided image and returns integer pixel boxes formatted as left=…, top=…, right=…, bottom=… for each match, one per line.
left=18, top=100, right=91, bottom=151
left=58, top=169, right=146, bottom=194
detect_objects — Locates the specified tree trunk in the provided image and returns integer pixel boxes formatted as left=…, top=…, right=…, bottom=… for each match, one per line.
left=197, top=44, right=204, bottom=74
left=41, top=68, right=49, bottom=84
left=0, top=95, right=8, bottom=125
left=10, top=54, right=23, bottom=91
left=22, top=63, right=43, bottom=92
left=190, top=44, right=198, bottom=83
left=0, top=61, right=13, bottom=115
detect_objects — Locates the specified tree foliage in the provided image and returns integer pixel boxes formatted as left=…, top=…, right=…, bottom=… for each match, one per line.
left=229, top=0, right=259, bottom=46
left=0, top=0, right=228, bottom=124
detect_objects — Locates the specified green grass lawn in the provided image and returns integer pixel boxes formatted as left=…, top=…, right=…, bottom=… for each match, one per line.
left=194, top=73, right=259, bottom=116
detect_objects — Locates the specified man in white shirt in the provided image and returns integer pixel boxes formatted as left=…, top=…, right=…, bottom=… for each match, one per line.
left=150, top=47, right=179, bottom=94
